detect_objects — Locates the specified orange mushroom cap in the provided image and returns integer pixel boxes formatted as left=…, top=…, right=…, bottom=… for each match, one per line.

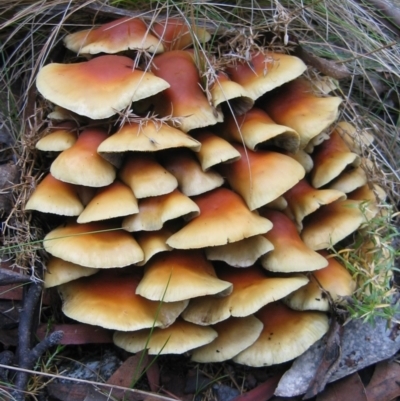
left=151, top=50, right=223, bottom=132
left=64, top=17, right=163, bottom=55
left=36, top=122, right=78, bottom=152
left=36, top=55, right=170, bottom=119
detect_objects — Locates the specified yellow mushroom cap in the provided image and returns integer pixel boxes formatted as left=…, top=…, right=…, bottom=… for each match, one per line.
left=36, top=55, right=170, bottom=119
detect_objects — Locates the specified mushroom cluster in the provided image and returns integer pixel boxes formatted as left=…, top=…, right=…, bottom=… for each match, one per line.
left=26, top=16, right=382, bottom=366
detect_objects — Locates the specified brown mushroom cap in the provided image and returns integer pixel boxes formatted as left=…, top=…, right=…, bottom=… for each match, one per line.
left=151, top=18, right=211, bottom=51
left=44, top=256, right=99, bottom=288
left=36, top=55, right=170, bottom=119
left=122, top=189, right=200, bottom=232
left=50, top=129, right=116, bottom=187
left=191, top=316, right=264, bottom=363
left=136, top=250, right=233, bottom=302
left=260, top=78, right=342, bottom=149
left=161, top=149, right=224, bottom=196
left=284, top=251, right=356, bottom=311
left=205, top=235, right=274, bottom=268
left=233, top=302, right=329, bottom=366
left=219, top=144, right=305, bottom=211
left=77, top=180, right=139, bottom=223
left=36, top=122, right=78, bottom=152
left=118, top=154, right=178, bottom=199
left=25, top=173, right=84, bottom=216
left=221, top=108, right=300, bottom=153
left=181, top=265, right=308, bottom=325
left=226, top=52, right=307, bottom=101
left=301, top=199, right=366, bottom=250
left=114, top=319, right=217, bottom=355
left=311, top=129, right=361, bottom=188
left=44, top=221, right=144, bottom=268
left=151, top=51, right=222, bottom=132
left=191, top=130, right=241, bottom=171
left=59, top=269, right=187, bottom=331
left=166, top=188, right=273, bottom=249
left=64, top=17, right=163, bottom=55
left=209, top=71, right=254, bottom=115
left=284, top=179, right=346, bottom=229
left=97, top=120, right=201, bottom=156
left=260, top=209, right=328, bottom=273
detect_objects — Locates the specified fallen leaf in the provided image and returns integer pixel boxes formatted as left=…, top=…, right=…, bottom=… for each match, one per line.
left=316, top=373, right=367, bottom=401
left=232, top=374, right=282, bottom=401
left=107, top=354, right=149, bottom=387
left=365, top=360, right=400, bottom=401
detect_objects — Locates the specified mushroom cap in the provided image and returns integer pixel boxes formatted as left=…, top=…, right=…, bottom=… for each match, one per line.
left=136, top=250, right=233, bottom=302
left=36, top=55, right=170, bottom=119
left=284, top=178, right=346, bottom=228
left=233, top=302, right=329, bottom=366
left=205, top=235, right=274, bottom=268
left=44, top=221, right=144, bottom=268
left=259, top=209, right=329, bottom=272
left=311, top=129, right=361, bottom=188
left=219, top=144, right=305, bottom=211
left=135, top=226, right=174, bottom=266
left=50, top=129, right=116, bottom=187
left=97, top=120, right=201, bottom=155
left=182, top=264, right=308, bottom=325
left=284, top=251, right=356, bottom=311
left=161, top=149, right=224, bottom=196
left=44, top=256, right=99, bottom=288
left=25, top=173, right=84, bottom=216
left=118, top=154, right=178, bottom=199
left=209, top=71, right=254, bottom=115
left=36, top=122, right=78, bottom=151
left=335, top=121, right=374, bottom=153
left=226, top=52, right=307, bottom=101
left=59, top=268, right=187, bottom=331
left=114, top=319, right=217, bottom=355
left=327, top=160, right=370, bottom=193
left=261, top=78, right=343, bottom=149
left=64, top=17, right=163, bottom=55
left=191, top=130, right=241, bottom=171
left=151, top=18, right=211, bottom=50
left=284, top=149, right=314, bottom=174
left=301, top=199, right=366, bottom=250
left=151, top=51, right=223, bottom=132
left=191, top=316, right=264, bottom=363
left=122, top=189, right=200, bottom=232
left=77, top=180, right=139, bottom=223
left=221, top=108, right=300, bottom=153
left=166, top=188, right=273, bottom=249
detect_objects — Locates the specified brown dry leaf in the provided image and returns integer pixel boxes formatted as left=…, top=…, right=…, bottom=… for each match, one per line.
left=316, top=373, right=367, bottom=401
left=232, top=374, right=282, bottom=401
left=107, top=354, right=149, bottom=387
left=365, top=360, right=400, bottom=401
left=146, top=355, right=161, bottom=393
left=36, top=323, right=113, bottom=345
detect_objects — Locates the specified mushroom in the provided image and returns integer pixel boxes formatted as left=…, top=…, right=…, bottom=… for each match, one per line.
left=64, top=17, right=163, bottom=55
left=221, top=107, right=300, bottom=153
left=77, top=180, right=139, bottom=223
left=44, top=221, right=144, bottom=268
left=259, top=209, right=328, bottom=273
left=50, top=128, right=116, bottom=187
left=136, top=250, right=233, bottom=302
left=233, top=301, right=329, bottom=366
left=59, top=268, right=188, bottom=331
left=191, top=316, right=263, bottom=363
left=284, top=251, right=356, bottom=311
left=218, top=144, right=305, bottom=211
left=151, top=50, right=223, bottom=132
left=36, top=55, right=170, bottom=119
left=25, top=173, right=84, bottom=216
left=36, top=122, right=78, bottom=152
left=260, top=77, right=342, bottom=149
left=122, top=189, right=199, bottom=232
left=181, top=264, right=308, bottom=325
left=166, top=188, right=273, bottom=249
left=114, top=319, right=217, bottom=355
left=226, top=52, right=307, bottom=101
